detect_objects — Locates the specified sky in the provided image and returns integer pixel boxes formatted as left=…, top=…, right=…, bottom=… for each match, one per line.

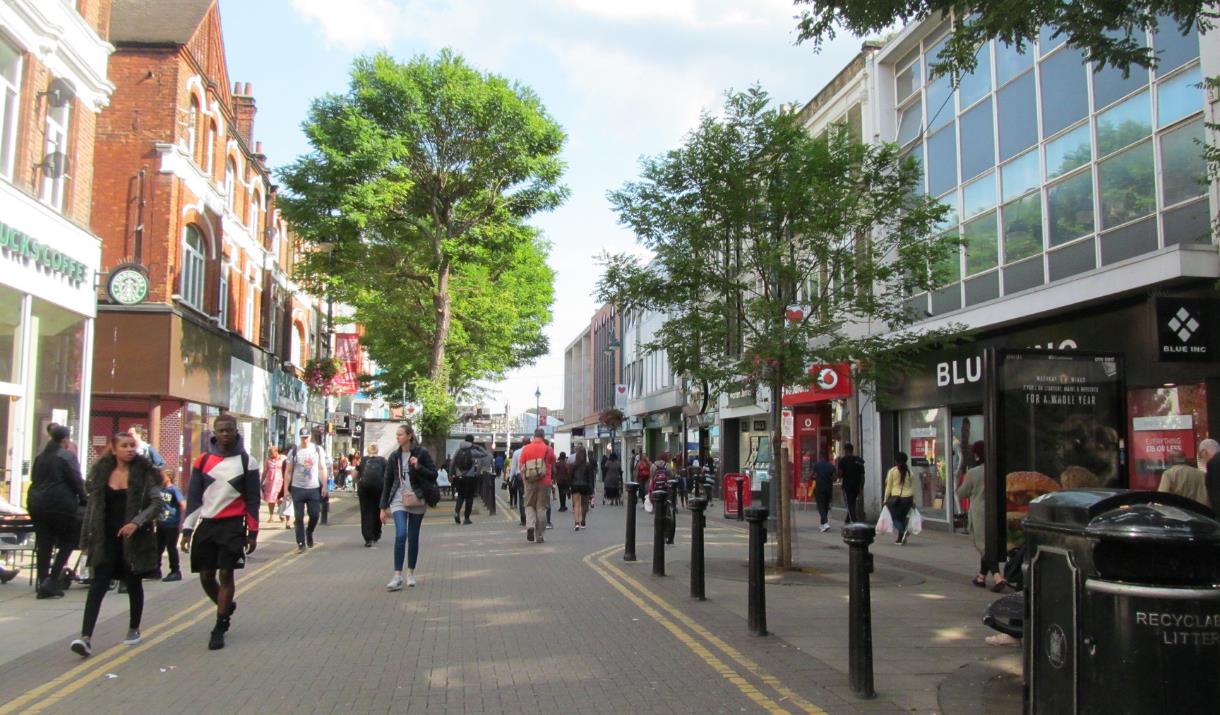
left=217, top=0, right=862, bottom=416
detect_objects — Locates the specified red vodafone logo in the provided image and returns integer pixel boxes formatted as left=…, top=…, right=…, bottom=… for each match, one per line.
left=815, top=367, right=839, bottom=391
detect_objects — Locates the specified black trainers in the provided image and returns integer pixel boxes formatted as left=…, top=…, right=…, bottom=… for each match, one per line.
left=162, top=570, right=182, bottom=582
left=463, top=518, right=472, bottom=525
left=526, top=527, right=535, bottom=542
left=70, top=637, right=92, bottom=657
left=454, top=513, right=461, bottom=524
left=209, top=616, right=230, bottom=649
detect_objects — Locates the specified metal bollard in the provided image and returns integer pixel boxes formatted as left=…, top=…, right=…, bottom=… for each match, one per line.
left=842, top=524, right=876, bottom=699
left=688, top=496, right=707, bottom=600
left=736, top=478, right=745, bottom=521
left=745, top=505, right=768, bottom=636
left=624, top=481, right=638, bottom=562
left=651, top=490, right=669, bottom=576
left=665, top=479, right=678, bottom=544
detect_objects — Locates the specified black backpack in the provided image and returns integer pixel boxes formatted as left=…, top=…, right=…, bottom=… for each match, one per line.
left=359, top=456, right=387, bottom=487
left=453, top=445, right=476, bottom=477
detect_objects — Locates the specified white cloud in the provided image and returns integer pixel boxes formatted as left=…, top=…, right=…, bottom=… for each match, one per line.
left=289, top=0, right=405, bottom=49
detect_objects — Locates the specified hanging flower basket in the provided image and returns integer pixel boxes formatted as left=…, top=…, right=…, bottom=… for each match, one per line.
left=598, top=407, right=625, bottom=431
left=304, top=357, right=341, bottom=395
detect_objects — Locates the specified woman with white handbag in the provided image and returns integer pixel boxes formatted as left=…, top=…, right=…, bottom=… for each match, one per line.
left=883, top=452, right=917, bottom=544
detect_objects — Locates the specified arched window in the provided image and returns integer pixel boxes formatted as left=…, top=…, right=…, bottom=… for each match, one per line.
left=218, top=260, right=229, bottom=329
left=204, top=120, right=217, bottom=178
left=249, top=187, right=261, bottom=233
left=181, top=226, right=206, bottom=309
left=224, top=158, right=237, bottom=212
left=186, top=96, right=199, bottom=158
left=290, top=320, right=305, bottom=366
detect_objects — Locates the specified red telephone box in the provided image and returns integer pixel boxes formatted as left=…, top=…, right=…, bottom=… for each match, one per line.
left=723, top=473, right=752, bottom=518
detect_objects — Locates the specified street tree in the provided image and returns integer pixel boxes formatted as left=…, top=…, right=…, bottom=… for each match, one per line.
left=794, top=1, right=1214, bottom=77
left=278, top=50, right=566, bottom=444
left=599, top=87, right=961, bottom=567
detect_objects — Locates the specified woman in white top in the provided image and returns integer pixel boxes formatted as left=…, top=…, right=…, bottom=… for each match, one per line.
left=379, top=423, right=437, bottom=591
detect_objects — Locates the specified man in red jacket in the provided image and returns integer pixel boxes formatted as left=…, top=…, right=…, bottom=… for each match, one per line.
left=518, top=428, right=556, bottom=543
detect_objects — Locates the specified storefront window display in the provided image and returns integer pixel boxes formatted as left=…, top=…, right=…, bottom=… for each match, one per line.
left=183, top=402, right=222, bottom=475
left=27, top=299, right=86, bottom=461
left=0, top=288, right=20, bottom=385
left=898, top=408, right=949, bottom=520
left=1127, top=383, right=1208, bottom=490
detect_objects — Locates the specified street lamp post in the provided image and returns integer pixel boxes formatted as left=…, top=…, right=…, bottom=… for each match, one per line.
left=534, top=386, right=541, bottom=433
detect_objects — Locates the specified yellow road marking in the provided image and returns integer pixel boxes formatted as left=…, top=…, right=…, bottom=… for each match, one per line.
left=582, top=547, right=790, bottom=714
left=2, top=542, right=299, bottom=715
left=595, top=549, right=827, bottom=715
left=494, top=493, right=518, bottom=523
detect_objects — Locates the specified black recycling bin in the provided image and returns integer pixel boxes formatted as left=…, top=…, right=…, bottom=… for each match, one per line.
left=1022, top=489, right=1220, bottom=715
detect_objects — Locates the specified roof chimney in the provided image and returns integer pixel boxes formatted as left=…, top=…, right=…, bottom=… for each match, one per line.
left=232, top=82, right=256, bottom=148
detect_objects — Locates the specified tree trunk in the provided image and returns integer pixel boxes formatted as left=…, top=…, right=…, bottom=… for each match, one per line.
left=429, top=258, right=452, bottom=381
left=769, top=376, right=792, bottom=568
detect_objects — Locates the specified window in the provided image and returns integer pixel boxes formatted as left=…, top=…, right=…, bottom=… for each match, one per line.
left=1001, top=150, right=1040, bottom=202
left=249, top=188, right=261, bottom=233
left=181, top=226, right=206, bottom=309
left=1045, top=123, right=1091, bottom=179
left=1157, top=65, right=1202, bottom=128
left=243, top=267, right=257, bottom=340
left=39, top=91, right=71, bottom=211
left=897, top=103, right=922, bottom=146
left=926, top=73, right=954, bottom=132
left=958, top=43, right=991, bottom=109
left=927, top=125, right=957, bottom=197
left=1003, top=192, right=1043, bottom=263
left=218, top=264, right=229, bottom=329
left=1093, top=62, right=1148, bottom=111
left=995, top=40, right=1033, bottom=86
left=997, top=72, right=1037, bottom=160
left=959, top=99, right=995, bottom=180
left=186, top=97, right=199, bottom=158
left=896, top=50, right=921, bottom=104
left=1038, top=25, right=1066, bottom=55
left=290, top=322, right=305, bottom=366
left=1098, top=140, right=1154, bottom=230
left=1039, top=46, right=1089, bottom=137
left=1160, top=118, right=1206, bottom=206
left=1047, top=168, right=1094, bottom=246
left=901, top=143, right=925, bottom=195
left=224, top=158, right=237, bottom=212
left=963, top=211, right=998, bottom=275
left=1153, top=15, right=1199, bottom=76
left=1095, top=90, right=1151, bottom=156
left=0, top=38, right=22, bottom=180
left=205, top=121, right=216, bottom=177
left=962, top=172, right=995, bottom=218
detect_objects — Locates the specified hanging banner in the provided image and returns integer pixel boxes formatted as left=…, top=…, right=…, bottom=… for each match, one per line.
left=332, top=333, right=361, bottom=395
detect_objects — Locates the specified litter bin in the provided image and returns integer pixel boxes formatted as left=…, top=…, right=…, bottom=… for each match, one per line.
left=1023, top=489, right=1220, bottom=715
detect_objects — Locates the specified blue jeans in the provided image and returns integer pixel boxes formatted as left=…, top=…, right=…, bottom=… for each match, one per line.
left=291, top=486, right=321, bottom=546
left=392, top=511, right=424, bottom=571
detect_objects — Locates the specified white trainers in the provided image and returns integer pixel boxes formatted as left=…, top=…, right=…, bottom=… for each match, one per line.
left=122, top=629, right=141, bottom=645
left=406, top=573, right=417, bottom=588
left=819, top=524, right=831, bottom=533
left=70, top=638, right=92, bottom=657
left=386, top=575, right=404, bottom=591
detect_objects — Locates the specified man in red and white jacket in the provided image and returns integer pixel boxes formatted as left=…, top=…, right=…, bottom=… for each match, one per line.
left=518, top=428, right=556, bottom=543
left=180, top=414, right=260, bottom=651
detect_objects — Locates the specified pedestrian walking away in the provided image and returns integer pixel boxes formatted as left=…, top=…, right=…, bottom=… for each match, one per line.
left=553, top=452, right=571, bottom=512
left=519, top=428, right=556, bottom=543
left=283, top=427, right=329, bottom=553
left=27, top=423, right=87, bottom=599
left=1158, top=450, right=1209, bottom=506
left=510, top=444, right=526, bottom=525
left=156, top=470, right=186, bottom=582
left=357, top=443, right=388, bottom=546
left=451, top=435, right=488, bottom=525
left=635, top=454, right=651, bottom=505
left=570, top=445, right=593, bottom=530
left=955, top=441, right=1001, bottom=589
left=883, top=452, right=916, bottom=545
left=261, top=447, right=287, bottom=524
left=380, top=421, right=437, bottom=591
left=179, top=414, right=261, bottom=650
left=603, top=448, right=623, bottom=506
left=70, top=431, right=162, bottom=658
left=836, top=443, right=865, bottom=523
left=812, top=450, right=836, bottom=532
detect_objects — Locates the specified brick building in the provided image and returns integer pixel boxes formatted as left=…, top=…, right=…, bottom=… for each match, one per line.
left=89, top=0, right=324, bottom=479
left=0, top=0, right=114, bottom=504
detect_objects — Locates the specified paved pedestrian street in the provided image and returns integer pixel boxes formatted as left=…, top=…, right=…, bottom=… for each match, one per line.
left=0, top=494, right=1006, bottom=714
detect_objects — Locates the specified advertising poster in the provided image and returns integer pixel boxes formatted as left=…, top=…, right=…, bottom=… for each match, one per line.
left=1129, top=415, right=1195, bottom=490
left=986, top=350, right=1124, bottom=562
left=332, top=333, right=362, bottom=395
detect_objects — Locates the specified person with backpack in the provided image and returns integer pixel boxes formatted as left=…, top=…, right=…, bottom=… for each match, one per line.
left=634, top=454, right=652, bottom=505
left=883, top=451, right=917, bottom=545
left=357, top=443, right=388, bottom=546
left=518, top=428, right=556, bottom=543
left=509, top=445, right=525, bottom=525
left=451, top=435, right=488, bottom=525
left=569, top=445, right=594, bottom=530
left=281, top=427, right=329, bottom=553
left=379, top=421, right=438, bottom=591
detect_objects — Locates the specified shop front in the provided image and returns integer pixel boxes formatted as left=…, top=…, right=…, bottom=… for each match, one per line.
left=0, top=204, right=100, bottom=504
left=271, top=368, right=307, bottom=451
left=719, top=382, right=772, bottom=486
left=783, top=364, right=853, bottom=504
left=873, top=288, right=1220, bottom=526
left=229, top=338, right=271, bottom=464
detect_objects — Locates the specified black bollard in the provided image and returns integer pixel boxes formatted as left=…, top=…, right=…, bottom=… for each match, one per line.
left=842, top=524, right=876, bottom=699
left=745, top=505, right=768, bottom=636
left=736, top=478, right=745, bottom=521
left=665, top=479, right=678, bottom=544
left=624, top=481, right=638, bottom=562
left=688, top=496, right=707, bottom=600
left=651, top=490, right=668, bottom=576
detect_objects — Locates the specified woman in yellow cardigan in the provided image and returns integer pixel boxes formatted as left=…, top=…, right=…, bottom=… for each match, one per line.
left=883, top=452, right=916, bottom=544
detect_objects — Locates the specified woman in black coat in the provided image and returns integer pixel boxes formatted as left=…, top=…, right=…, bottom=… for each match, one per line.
left=70, top=432, right=162, bottom=657
left=27, top=424, right=86, bottom=599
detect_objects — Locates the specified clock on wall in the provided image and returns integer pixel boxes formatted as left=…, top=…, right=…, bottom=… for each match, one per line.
left=106, top=263, right=149, bottom=305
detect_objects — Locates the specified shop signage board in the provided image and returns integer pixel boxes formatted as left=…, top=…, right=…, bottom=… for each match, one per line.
left=782, top=363, right=852, bottom=405
left=1154, top=297, right=1219, bottom=362
left=983, top=349, right=1125, bottom=564
left=1130, top=415, right=1196, bottom=490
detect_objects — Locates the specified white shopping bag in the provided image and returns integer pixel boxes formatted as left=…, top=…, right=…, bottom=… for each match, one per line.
left=644, top=493, right=654, bottom=513
left=876, top=506, right=894, bottom=534
left=908, top=507, right=923, bottom=535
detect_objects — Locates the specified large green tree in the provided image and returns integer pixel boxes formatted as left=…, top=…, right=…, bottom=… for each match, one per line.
left=794, top=1, right=1214, bottom=76
left=599, top=87, right=960, bottom=567
left=278, top=51, right=566, bottom=442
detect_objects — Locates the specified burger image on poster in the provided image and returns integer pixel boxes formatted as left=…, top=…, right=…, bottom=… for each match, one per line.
left=1005, top=471, right=1061, bottom=546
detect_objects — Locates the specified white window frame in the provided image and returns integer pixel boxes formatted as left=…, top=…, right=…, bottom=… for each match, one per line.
left=186, top=97, right=199, bottom=158
left=0, top=38, right=23, bottom=181
left=290, top=321, right=305, bottom=366
left=249, top=188, right=261, bottom=233
left=243, top=264, right=258, bottom=340
left=204, top=120, right=216, bottom=178
left=181, top=226, right=206, bottom=310
left=218, top=261, right=229, bottom=330
left=39, top=95, right=71, bottom=211
left=224, top=158, right=237, bottom=212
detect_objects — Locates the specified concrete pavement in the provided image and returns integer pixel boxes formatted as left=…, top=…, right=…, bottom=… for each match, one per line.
left=0, top=491, right=1017, bottom=713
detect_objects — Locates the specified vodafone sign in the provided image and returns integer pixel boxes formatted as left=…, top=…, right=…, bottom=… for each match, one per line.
left=782, top=363, right=852, bottom=406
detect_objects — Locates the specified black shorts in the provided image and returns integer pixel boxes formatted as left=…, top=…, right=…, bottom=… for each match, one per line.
left=190, top=517, right=247, bottom=572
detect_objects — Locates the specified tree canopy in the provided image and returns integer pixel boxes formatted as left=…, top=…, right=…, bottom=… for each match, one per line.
left=278, top=50, right=566, bottom=441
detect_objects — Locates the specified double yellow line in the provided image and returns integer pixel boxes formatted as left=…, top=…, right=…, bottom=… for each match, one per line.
left=583, top=544, right=826, bottom=714
left=2, top=540, right=300, bottom=715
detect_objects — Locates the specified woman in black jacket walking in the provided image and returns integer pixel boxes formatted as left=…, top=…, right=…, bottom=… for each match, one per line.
left=379, top=422, right=438, bottom=591
left=27, top=424, right=86, bottom=599
left=570, top=445, right=594, bottom=530
left=70, top=432, right=162, bottom=657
